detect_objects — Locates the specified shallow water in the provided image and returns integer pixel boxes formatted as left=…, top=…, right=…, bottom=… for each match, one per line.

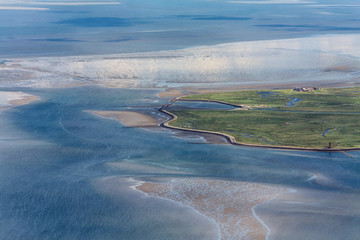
left=0, top=86, right=359, bottom=239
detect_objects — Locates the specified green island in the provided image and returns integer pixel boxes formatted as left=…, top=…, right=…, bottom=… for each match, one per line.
left=167, top=87, right=360, bottom=149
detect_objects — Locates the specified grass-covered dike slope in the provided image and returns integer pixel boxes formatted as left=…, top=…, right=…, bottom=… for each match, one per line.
left=169, top=87, right=360, bottom=149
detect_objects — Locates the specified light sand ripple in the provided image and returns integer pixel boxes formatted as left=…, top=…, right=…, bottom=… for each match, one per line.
left=137, top=179, right=283, bottom=240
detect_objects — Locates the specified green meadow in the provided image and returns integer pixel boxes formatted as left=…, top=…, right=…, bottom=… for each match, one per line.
left=171, top=87, right=360, bottom=149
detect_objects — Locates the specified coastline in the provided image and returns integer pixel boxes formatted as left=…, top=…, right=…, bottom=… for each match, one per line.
left=83, top=86, right=360, bottom=152
left=159, top=97, right=360, bottom=152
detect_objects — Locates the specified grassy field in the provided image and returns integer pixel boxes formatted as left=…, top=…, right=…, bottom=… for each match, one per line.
left=181, top=87, right=360, bottom=112
left=170, top=87, right=360, bottom=149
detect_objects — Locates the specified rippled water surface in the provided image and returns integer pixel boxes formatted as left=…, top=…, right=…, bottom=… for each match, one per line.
left=1, top=0, right=360, bottom=239
left=1, top=0, right=360, bottom=57
left=0, top=86, right=359, bottom=239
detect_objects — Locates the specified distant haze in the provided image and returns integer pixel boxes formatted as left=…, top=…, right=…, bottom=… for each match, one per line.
left=0, top=0, right=359, bottom=57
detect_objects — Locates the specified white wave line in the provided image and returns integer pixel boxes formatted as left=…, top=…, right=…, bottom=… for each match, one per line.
left=251, top=187, right=293, bottom=240
left=252, top=206, right=271, bottom=240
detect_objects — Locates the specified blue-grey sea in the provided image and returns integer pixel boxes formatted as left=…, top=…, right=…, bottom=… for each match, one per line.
left=1, top=0, right=360, bottom=239
left=1, top=0, right=360, bottom=57
left=0, top=86, right=359, bottom=239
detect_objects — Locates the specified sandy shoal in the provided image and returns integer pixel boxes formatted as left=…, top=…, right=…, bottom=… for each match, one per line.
left=137, top=179, right=283, bottom=240
left=87, top=110, right=158, bottom=127
left=9, top=95, right=40, bottom=106
left=0, top=91, right=40, bottom=111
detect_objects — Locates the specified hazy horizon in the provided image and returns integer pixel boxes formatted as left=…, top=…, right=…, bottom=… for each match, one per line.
left=1, top=0, right=360, bottom=57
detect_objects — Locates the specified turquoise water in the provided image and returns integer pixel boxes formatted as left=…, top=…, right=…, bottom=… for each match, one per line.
left=0, top=86, right=359, bottom=239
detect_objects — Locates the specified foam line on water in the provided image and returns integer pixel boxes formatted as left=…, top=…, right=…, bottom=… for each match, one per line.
left=252, top=206, right=270, bottom=240
left=128, top=178, right=145, bottom=191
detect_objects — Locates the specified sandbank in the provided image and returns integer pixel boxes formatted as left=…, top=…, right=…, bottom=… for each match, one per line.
left=137, top=179, right=283, bottom=240
left=9, top=95, right=40, bottom=106
left=87, top=110, right=158, bottom=127
left=0, top=91, right=40, bottom=111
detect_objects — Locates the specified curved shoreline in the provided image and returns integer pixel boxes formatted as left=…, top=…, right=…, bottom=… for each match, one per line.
left=159, top=99, right=360, bottom=152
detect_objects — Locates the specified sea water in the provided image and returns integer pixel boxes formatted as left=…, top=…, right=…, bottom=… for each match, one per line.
left=0, top=86, right=359, bottom=239
left=1, top=0, right=360, bottom=239
left=1, top=0, right=360, bottom=57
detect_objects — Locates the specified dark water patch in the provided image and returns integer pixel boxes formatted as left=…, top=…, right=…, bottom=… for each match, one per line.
left=27, top=38, right=87, bottom=42
left=57, top=17, right=148, bottom=27
left=104, top=37, right=137, bottom=43
left=0, top=59, right=10, bottom=64
left=258, top=91, right=274, bottom=97
left=50, top=10, right=89, bottom=14
left=192, top=16, right=251, bottom=21
left=256, top=24, right=360, bottom=31
left=1, top=0, right=360, bottom=57
left=257, top=24, right=326, bottom=28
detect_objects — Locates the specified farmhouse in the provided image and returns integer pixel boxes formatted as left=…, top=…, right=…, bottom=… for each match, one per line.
left=293, top=87, right=320, bottom=92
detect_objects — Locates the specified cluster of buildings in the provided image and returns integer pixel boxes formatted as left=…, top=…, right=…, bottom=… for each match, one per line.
left=293, top=87, right=320, bottom=92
